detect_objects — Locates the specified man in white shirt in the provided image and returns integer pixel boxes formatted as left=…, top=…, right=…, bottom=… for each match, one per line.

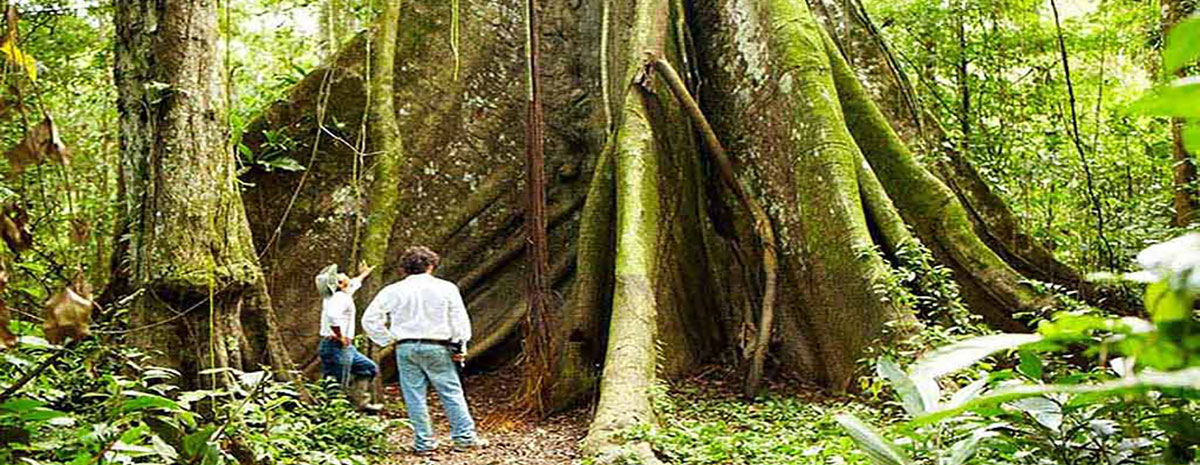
left=316, top=263, right=378, bottom=407
left=362, top=246, right=485, bottom=453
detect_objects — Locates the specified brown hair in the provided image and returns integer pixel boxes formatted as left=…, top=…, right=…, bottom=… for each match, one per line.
left=400, top=246, right=440, bottom=275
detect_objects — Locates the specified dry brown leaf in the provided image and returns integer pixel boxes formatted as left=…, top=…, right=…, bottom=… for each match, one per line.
left=5, top=128, right=42, bottom=173
left=5, top=116, right=70, bottom=173
left=1, top=203, right=31, bottom=253
left=43, top=282, right=92, bottom=345
left=0, top=301, right=15, bottom=349
left=69, top=218, right=89, bottom=244
left=45, top=116, right=68, bottom=164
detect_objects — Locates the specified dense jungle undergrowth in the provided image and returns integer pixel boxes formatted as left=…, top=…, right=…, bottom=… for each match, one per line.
left=1, top=0, right=1199, bottom=463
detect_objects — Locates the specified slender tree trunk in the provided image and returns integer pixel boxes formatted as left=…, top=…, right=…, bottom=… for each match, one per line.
left=1050, top=0, right=1114, bottom=270
left=956, top=0, right=970, bottom=153
left=359, top=0, right=404, bottom=403
left=360, top=0, right=403, bottom=278
left=113, top=0, right=297, bottom=386
left=320, top=0, right=356, bottom=54
left=1165, top=0, right=1198, bottom=227
left=520, top=0, right=556, bottom=416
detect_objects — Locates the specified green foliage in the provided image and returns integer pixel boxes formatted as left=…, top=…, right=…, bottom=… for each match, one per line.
left=839, top=234, right=1200, bottom=464
left=1133, top=15, right=1200, bottom=155
left=636, top=383, right=877, bottom=465
left=0, top=337, right=394, bottom=465
left=235, top=129, right=304, bottom=175
left=866, top=0, right=1175, bottom=270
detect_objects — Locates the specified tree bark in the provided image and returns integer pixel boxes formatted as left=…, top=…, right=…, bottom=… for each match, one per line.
left=1165, top=0, right=1198, bottom=227
left=233, top=0, right=1097, bottom=460
left=520, top=0, right=556, bottom=415
left=113, top=0, right=297, bottom=386
left=808, top=0, right=1103, bottom=308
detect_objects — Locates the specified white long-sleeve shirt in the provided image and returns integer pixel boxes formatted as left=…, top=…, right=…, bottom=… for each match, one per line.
left=361, top=273, right=471, bottom=348
left=319, top=278, right=361, bottom=339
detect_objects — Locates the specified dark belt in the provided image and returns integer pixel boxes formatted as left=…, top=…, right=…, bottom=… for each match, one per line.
left=397, top=338, right=459, bottom=349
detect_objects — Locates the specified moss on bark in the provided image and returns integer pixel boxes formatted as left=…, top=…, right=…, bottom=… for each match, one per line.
left=360, top=0, right=405, bottom=274
left=113, top=0, right=299, bottom=385
left=824, top=31, right=1042, bottom=330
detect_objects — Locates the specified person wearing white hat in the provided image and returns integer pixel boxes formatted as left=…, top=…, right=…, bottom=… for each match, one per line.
left=316, top=262, right=379, bottom=409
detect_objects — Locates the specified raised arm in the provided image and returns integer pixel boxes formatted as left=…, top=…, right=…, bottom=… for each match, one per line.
left=361, top=287, right=394, bottom=347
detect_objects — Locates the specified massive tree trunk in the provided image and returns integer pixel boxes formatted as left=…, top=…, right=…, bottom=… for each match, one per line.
left=113, top=0, right=297, bottom=385
left=238, top=0, right=1084, bottom=461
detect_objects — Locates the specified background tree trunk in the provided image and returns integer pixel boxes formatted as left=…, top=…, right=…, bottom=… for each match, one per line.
left=356, top=0, right=405, bottom=406
left=1165, top=0, right=1198, bottom=227
left=113, top=0, right=297, bottom=385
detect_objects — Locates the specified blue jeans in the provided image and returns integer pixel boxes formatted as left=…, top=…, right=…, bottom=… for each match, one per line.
left=396, top=342, right=477, bottom=451
left=318, top=338, right=378, bottom=385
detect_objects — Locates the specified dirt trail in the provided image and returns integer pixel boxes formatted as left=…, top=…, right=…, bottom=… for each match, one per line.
left=375, top=365, right=589, bottom=465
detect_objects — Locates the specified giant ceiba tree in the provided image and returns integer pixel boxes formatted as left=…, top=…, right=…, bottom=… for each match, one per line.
left=240, top=0, right=1094, bottom=461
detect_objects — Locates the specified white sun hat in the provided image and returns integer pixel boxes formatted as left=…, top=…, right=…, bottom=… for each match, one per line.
left=315, top=264, right=340, bottom=298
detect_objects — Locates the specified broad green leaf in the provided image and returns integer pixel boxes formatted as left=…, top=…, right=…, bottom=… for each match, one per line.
left=876, top=357, right=928, bottom=416
left=0, top=398, right=44, bottom=413
left=916, top=368, right=1200, bottom=425
left=121, top=395, right=180, bottom=413
left=913, top=376, right=940, bottom=415
left=909, top=334, right=1043, bottom=380
left=261, top=156, right=305, bottom=172
left=1130, top=77, right=1200, bottom=118
left=150, top=433, right=178, bottom=462
left=1184, top=122, right=1200, bottom=156
left=1165, top=17, right=1200, bottom=74
left=835, top=413, right=913, bottom=465
left=110, top=441, right=156, bottom=457
left=119, top=425, right=147, bottom=444
left=19, top=407, right=66, bottom=422
left=1144, top=280, right=1190, bottom=323
left=1008, top=396, right=1062, bottom=431
left=1017, top=350, right=1043, bottom=380
left=182, top=426, right=216, bottom=459
left=945, top=427, right=997, bottom=465
left=16, top=336, right=56, bottom=349
left=196, top=367, right=237, bottom=376
left=947, top=376, right=989, bottom=409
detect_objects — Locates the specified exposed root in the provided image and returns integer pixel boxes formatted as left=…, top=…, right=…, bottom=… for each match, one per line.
left=549, top=141, right=615, bottom=410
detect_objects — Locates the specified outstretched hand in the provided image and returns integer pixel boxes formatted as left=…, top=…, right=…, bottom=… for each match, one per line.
left=356, top=261, right=375, bottom=278
left=451, top=352, right=465, bottom=363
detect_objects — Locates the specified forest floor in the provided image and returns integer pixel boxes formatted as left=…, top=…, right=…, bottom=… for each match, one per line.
left=374, top=365, right=589, bottom=465
left=372, top=363, right=878, bottom=465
